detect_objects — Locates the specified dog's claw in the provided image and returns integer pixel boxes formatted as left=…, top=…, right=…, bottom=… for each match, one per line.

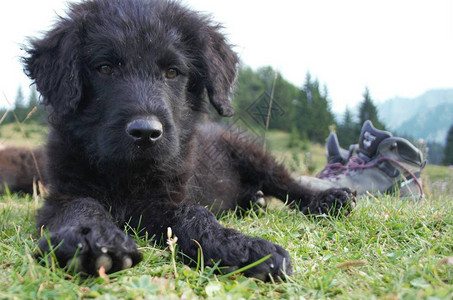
left=36, top=223, right=141, bottom=276
left=122, top=256, right=133, bottom=269
left=303, top=187, right=356, bottom=216
left=95, top=254, right=113, bottom=272
left=66, top=257, right=83, bottom=273
left=249, top=190, right=266, bottom=214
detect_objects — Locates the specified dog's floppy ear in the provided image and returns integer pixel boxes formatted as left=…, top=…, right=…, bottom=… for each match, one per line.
left=23, top=19, right=82, bottom=117
left=202, top=25, right=239, bottom=117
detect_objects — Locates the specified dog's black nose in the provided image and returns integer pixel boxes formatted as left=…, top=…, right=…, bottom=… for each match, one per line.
left=126, top=117, right=163, bottom=147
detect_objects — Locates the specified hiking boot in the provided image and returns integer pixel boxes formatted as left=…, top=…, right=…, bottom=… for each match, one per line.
left=325, top=131, right=356, bottom=165
left=308, top=120, right=426, bottom=199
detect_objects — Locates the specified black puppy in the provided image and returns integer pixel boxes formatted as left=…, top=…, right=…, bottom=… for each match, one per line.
left=24, top=0, right=354, bottom=280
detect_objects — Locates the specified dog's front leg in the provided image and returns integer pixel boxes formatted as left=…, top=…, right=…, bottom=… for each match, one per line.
left=217, top=129, right=356, bottom=216
left=137, top=202, right=292, bottom=281
left=36, top=197, right=142, bottom=275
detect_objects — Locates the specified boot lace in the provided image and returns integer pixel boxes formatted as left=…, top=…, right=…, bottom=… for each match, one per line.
left=317, top=156, right=424, bottom=196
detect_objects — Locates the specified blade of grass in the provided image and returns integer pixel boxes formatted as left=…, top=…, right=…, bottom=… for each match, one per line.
left=217, top=254, right=272, bottom=280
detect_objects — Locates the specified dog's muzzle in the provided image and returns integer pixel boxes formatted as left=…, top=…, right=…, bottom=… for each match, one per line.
left=126, top=116, right=163, bottom=148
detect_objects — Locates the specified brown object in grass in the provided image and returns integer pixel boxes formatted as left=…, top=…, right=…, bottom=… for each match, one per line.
left=0, top=147, right=47, bottom=193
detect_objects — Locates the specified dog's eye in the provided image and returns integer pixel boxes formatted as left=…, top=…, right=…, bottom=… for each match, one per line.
left=165, top=68, right=179, bottom=79
left=98, top=65, right=113, bottom=75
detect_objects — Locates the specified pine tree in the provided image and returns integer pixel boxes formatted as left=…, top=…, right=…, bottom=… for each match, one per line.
left=28, top=85, right=39, bottom=107
left=443, top=124, right=453, bottom=165
left=358, top=87, right=385, bottom=129
left=14, top=86, right=26, bottom=109
left=233, top=67, right=336, bottom=143
left=294, top=73, right=335, bottom=143
left=233, top=66, right=268, bottom=115
left=291, top=73, right=313, bottom=141
left=14, top=85, right=29, bottom=122
left=27, top=85, right=47, bottom=124
left=269, top=74, right=299, bottom=131
left=337, top=106, right=359, bottom=147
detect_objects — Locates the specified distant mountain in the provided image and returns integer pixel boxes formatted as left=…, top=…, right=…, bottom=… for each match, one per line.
left=395, top=103, right=453, bottom=143
left=377, top=89, right=453, bottom=144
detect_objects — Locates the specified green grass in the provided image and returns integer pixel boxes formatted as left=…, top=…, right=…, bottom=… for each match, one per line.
left=1, top=193, right=452, bottom=299
left=0, top=122, right=48, bottom=147
left=266, top=130, right=327, bottom=176
left=1, top=127, right=453, bottom=299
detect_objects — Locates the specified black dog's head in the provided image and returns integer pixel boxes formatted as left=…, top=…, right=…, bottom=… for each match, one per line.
left=24, top=0, right=238, bottom=167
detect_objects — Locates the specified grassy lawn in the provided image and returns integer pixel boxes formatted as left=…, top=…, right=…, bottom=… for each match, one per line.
left=0, top=122, right=48, bottom=148
left=1, top=126, right=452, bottom=299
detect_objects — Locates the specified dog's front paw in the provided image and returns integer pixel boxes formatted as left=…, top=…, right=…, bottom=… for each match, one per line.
left=240, top=238, right=292, bottom=281
left=303, top=187, right=356, bottom=216
left=36, top=222, right=142, bottom=275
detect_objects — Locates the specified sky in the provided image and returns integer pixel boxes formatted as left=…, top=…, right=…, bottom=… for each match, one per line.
left=0, top=0, right=452, bottom=113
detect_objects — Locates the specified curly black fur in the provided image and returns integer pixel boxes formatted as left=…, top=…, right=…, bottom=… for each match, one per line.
left=24, top=0, right=355, bottom=280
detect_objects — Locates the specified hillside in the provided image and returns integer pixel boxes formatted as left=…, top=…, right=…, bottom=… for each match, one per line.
left=378, top=89, right=453, bottom=144
left=395, top=103, right=453, bottom=143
